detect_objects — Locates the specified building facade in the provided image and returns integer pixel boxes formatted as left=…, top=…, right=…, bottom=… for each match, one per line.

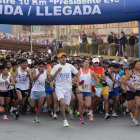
left=1, top=21, right=138, bottom=46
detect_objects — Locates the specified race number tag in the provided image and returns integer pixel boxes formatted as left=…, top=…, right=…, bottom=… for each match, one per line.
left=18, top=75, right=28, bottom=84
left=81, top=85, right=89, bottom=92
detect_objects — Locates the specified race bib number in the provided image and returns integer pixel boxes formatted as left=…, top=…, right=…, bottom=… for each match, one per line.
left=36, top=80, right=45, bottom=88
left=18, top=75, right=28, bottom=84
left=132, top=81, right=140, bottom=90
left=79, top=85, right=89, bottom=92
left=59, top=73, right=70, bottom=82
left=0, top=81, right=8, bottom=87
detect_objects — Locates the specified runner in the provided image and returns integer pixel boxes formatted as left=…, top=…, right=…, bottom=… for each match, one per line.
left=77, top=59, right=99, bottom=124
left=109, top=64, right=121, bottom=117
left=13, top=59, right=32, bottom=119
left=30, top=60, right=48, bottom=123
left=0, top=65, right=15, bottom=120
left=102, top=60, right=111, bottom=119
left=90, top=58, right=106, bottom=118
left=9, top=62, right=17, bottom=115
left=46, top=59, right=58, bottom=119
left=124, top=60, right=140, bottom=126
left=50, top=52, right=79, bottom=127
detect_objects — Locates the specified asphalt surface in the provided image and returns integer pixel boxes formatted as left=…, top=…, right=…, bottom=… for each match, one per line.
left=0, top=113, right=140, bottom=140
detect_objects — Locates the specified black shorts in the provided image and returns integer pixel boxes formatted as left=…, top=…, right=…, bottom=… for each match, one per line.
left=126, top=91, right=135, bottom=101
left=16, top=88, right=29, bottom=98
left=122, top=93, right=126, bottom=99
left=134, top=90, right=140, bottom=97
left=0, top=91, right=10, bottom=97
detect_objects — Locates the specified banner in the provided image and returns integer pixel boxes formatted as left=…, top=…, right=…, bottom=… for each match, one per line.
left=0, top=0, right=140, bottom=25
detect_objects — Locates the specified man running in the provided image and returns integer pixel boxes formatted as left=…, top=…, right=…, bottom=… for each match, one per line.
left=14, top=59, right=32, bottom=119
left=30, top=60, right=48, bottom=123
left=50, top=53, right=79, bottom=127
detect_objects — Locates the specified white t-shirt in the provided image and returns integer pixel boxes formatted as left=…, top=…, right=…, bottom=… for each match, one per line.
left=51, top=63, right=78, bottom=88
left=113, top=73, right=121, bottom=88
left=32, top=68, right=47, bottom=92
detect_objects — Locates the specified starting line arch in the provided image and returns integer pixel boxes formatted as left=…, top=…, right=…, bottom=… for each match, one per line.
left=0, top=0, right=140, bottom=58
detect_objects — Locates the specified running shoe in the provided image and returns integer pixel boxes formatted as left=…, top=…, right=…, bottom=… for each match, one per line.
left=51, top=110, right=53, bottom=116
left=53, top=114, right=57, bottom=119
left=11, top=108, right=17, bottom=116
left=132, top=119, right=139, bottom=126
left=129, top=112, right=134, bottom=119
left=89, top=114, right=94, bottom=122
left=76, top=112, right=80, bottom=117
left=104, top=113, right=111, bottom=119
left=80, top=119, right=85, bottom=124
left=3, top=115, right=8, bottom=120
left=69, top=109, right=73, bottom=120
left=10, top=107, right=14, bottom=112
left=63, top=120, right=69, bottom=127
left=42, top=106, right=47, bottom=113
left=34, top=117, right=40, bottom=123
left=112, top=112, right=118, bottom=118
left=87, top=110, right=92, bottom=117
left=122, top=111, right=126, bottom=116
left=15, top=112, right=20, bottom=120
left=0, top=106, right=5, bottom=113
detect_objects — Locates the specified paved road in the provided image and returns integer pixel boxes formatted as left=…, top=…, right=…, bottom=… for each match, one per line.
left=0, top=113, right=139, bottom=140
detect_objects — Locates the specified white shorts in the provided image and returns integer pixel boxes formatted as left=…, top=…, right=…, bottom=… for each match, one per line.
left=95, top=88, right=102, bottom=97
left=55, top=87, right=72, bottom=105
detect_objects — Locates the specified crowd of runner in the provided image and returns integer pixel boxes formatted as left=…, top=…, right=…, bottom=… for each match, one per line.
left=0, top=51, right=140, bottom=127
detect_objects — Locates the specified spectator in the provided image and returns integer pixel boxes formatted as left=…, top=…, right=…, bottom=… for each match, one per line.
left=59, top=41, right=63, bottom=49
left=80, top=31, right=88, bottom=53
left=113, top=34, right=119, bottom=56
left=79, top=32, right=83, bottom=53
left=107, top=32, right=114, bottom=44
left=55, top=41, right=60, bottom=54
left=118, top=31, right=127, bottom=57
left=81, top=31, right=88, bottom=43
left=128, top=32, right=138, bottom=57
left=97, top=35, right=103, bottom=44
left=89, top=32, right=97, bottom=43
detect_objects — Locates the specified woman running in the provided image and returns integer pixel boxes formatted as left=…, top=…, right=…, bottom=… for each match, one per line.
left=77, top=59, right=99, bottom=124
left=0, top=65, right=15, bottom=120
left=124, top=60, right=140, bottom=126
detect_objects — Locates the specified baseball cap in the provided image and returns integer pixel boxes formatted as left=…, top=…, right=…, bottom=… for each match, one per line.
left=103, top=59, right=109, bottom=64
left=57, top=52, right=67, bottom=58
left=92, top=58, right=99, bottom=63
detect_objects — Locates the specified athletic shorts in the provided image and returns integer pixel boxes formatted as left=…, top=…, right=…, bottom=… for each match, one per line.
left=109, top=87, right=120, bottom=99
left=45, top=86, right=55, bottom=95
left=80, top=92, right=91, bottom=97
left=16, top=88, right=29, bottom=98
left=95, top=88, right=102, bottom=97
left=101, top=86, right=109, bottom=96
left=125, top=91, right=134, bottom=101
left=134, top=90, right=140, bottom=97
left=0, top=91, right=10, bottom=97
left=55, top=87, right=72, bottom=105
left=30, top=91, right=46, bottom=100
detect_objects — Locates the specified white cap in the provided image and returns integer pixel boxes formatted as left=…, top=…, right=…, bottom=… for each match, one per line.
left=123, top=59, right=127, bottom=63
left=112, top=60, right=117, bottom=64
left=119, top=61, right=124, bottom=65
left=92, top=58, right=99, bottom=63
left=27, top=59, right=32, bottom=65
